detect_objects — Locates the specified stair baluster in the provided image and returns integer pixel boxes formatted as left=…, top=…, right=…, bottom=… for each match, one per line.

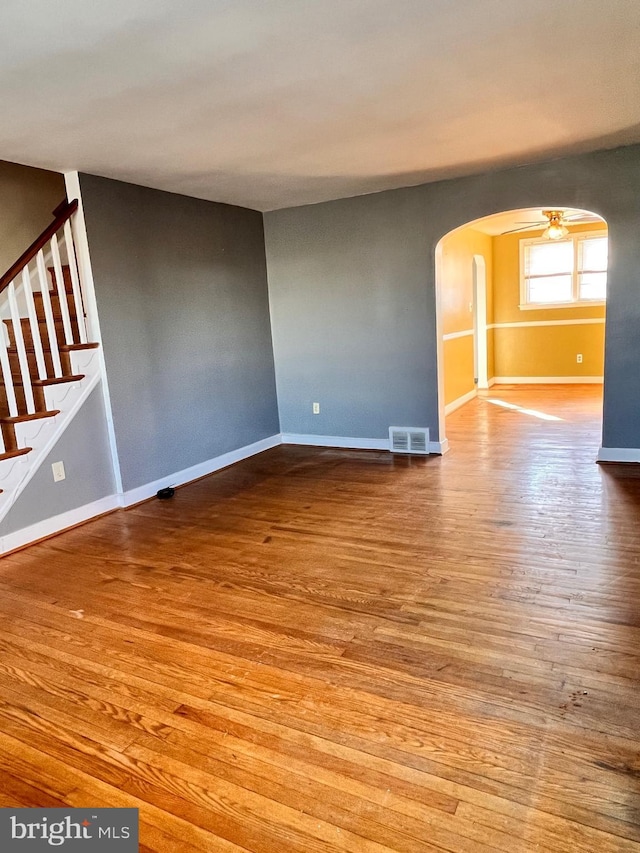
left=7, top=280, right=35, bottom=415
left=22, top=265, right=48, bottom=380
left=50, top=232, right=74, bottom=346
left=0, top=326, right=18, bottom=423
left=35, top=248, right=63, bottom=378
left=63, top=219, right=88, bottom=345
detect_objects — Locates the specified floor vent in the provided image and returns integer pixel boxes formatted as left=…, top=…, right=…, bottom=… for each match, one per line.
left=388, top=427, right=430, bottom=455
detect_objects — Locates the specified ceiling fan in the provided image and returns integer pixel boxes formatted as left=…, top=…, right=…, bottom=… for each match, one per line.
left=502, top=209, right=601, bottom=239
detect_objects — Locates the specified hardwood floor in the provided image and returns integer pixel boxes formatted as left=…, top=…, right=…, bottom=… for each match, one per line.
left=1, top=384, right=639, bottom=852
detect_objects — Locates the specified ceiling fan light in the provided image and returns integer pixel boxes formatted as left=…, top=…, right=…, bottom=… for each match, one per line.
left=543, top=222, right=569, bottom=240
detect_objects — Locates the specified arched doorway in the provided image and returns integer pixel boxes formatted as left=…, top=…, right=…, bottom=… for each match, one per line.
left=435, top=207, right=608, bottom=452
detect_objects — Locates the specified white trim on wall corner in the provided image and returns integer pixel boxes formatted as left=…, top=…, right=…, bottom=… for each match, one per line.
left=597, top=447, right=640, bottom=464
left=493, top=376, right=603, bottom=384
left=431, top=438, right=449, bottom=455
left=442, top=329, right=474, bottom=341
left=488, top=378, right=496, bottom=387
left=489, top=318, right=605, bottom=329
left=122, top=434, right=282, bottom=507
left=64, top=171, right=124, bottom=496
left=444, top=388, right=477, bottom=415
left=1, top=494, right=120, bottom=555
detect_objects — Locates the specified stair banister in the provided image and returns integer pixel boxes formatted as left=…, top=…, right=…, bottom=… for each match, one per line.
left=0, top=198, right=89, bottom=418
left=0, top=197, right=102, bottom=526
left=0, top=199, right=78, bottom=293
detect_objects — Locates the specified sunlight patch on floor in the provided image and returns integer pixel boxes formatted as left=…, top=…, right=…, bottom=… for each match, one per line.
left=484, top=398, right=563, bottom=421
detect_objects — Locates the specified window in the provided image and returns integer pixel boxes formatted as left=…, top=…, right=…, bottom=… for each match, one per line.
left=520, top=232, right=607, bottom=309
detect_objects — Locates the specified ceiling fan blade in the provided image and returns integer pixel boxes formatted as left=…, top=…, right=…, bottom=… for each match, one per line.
left=502, top=223, right=546, bottom=235
left=564, top=213, right=601, bottom=222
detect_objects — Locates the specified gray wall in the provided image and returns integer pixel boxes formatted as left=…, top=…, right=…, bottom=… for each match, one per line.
left=0, top=160, right=66, bottom=276
left=0, top=385, right=115, bottom=535
left=265, top=144, right=640, bottom=449
left=265, top=188, right=433, bottom=438
left=80, top=174, right=279, bottom=492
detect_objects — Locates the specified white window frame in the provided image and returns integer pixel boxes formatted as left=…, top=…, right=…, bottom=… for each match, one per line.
left=519, top=230, right=608, bottom=310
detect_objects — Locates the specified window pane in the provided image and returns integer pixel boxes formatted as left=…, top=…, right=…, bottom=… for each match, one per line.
left=579, top=237, right=608, bottom=272
left=579, top=271, right=607, bottom=300
left=525, top=241, right=573, bottom=276
left=528, top=275, right=573, bottom=304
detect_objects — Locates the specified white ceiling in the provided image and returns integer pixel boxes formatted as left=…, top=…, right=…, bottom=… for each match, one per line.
left=1, top=0, right=639, bottom=211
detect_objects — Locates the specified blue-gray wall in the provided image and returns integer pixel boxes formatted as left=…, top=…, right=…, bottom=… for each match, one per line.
left=264, top=144, right=640, bottom=449
left=0, top=384, right=115, bottom=536
left=265, top=187, right=433, bottom=438
left=80, top=174, right=279, bottom=492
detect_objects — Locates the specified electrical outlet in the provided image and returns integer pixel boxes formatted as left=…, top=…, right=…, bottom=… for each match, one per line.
left=52, top=461, right=66, bottom=482
left=312, top=402, right=320, bottom=414
left=576, top=353, right=583, bottom=364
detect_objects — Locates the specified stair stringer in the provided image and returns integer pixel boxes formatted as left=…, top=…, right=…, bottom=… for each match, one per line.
left=0, top=347, right=101, bottom=525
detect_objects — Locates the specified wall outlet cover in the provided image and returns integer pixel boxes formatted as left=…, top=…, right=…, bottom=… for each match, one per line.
left=52, top=461, right=66, bottom=482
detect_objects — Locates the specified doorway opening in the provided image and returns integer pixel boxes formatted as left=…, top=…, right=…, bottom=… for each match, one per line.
left=435, top=207, right=608, bottom=452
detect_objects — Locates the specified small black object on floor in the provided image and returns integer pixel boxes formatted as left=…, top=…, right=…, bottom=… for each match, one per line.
left=157, top=486, right=175, bottom=500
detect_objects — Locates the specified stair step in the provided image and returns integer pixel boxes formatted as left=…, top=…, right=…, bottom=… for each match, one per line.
left=5, top=342, right=98, bottom=381
left=60, top=343, right=100, bottom=352
left=8, top=341, right=99, bottom=357
left=32, top=294, right=80, bottom=327
left=0, top=408, right=61, bottom=453
left=0, top=374, right=84, bottom=419
left=0, top=410, right=60, bottom=424
left=4, top=317, right=80, bottom=351
left=33, top=290, right=76, bottom=309
left=5, top=318, right=73, bottom=338
left=0, top=447, right=32, bottom=462
left=47, top=265, right=74, bottom=295
left=33, top=374, right=85, bottom=387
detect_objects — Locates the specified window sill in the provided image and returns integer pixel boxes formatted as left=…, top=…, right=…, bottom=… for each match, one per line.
left=519, top=301, right=606, bottom=311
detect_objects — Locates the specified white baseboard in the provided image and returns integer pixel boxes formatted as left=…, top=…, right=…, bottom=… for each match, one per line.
left=282, top=433, right=445, bottom=455
left=0, top=494, right=120, bottom=555
left=597, top=447, right=640, bottom=463
left=493, top=376, right=603, bottom=385
left=281, top=433, right=388, bottom=450
left=488, top=377, right=496, bottom=388
left=122, top=434, right=282, bottom=507
left=445, top=388, right=477, bottom=415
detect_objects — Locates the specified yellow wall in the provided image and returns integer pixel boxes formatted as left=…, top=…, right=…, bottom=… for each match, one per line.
left=439, top=227, right=492, bottom=406
left=495, top=324, right=604, bottom=377
left=492, top=222, right=606, bottom=378
left=443, top=335, right=475, bottom=405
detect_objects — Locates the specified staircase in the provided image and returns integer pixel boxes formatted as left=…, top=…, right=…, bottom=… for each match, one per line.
left=0, top=200, right=101, bottom=524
